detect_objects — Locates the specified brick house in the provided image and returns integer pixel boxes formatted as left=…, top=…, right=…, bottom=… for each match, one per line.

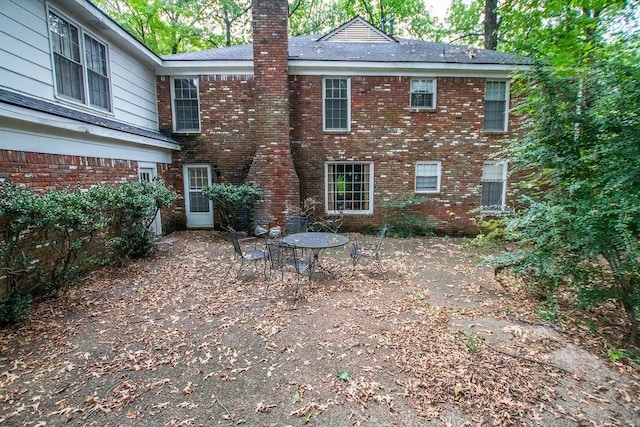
left=1, top=0, right=529, bottom=236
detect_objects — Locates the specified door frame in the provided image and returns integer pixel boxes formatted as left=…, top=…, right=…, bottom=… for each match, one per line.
left=138, top=162, right=162, bottom=235
left=183, top=164, right=214, bottom=228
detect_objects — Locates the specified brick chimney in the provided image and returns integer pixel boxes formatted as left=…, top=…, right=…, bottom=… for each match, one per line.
left=246, top=0, right=300, bottom=227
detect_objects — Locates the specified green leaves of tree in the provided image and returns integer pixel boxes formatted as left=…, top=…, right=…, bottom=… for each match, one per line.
left=504, top=35, right=640, bottom=342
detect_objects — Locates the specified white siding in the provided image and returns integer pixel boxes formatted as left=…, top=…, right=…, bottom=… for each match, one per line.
left=110, top=47, right=159, bottom=130
left=0, top=0, right=54, bottom=99
left=0, top=0, right=159, bottom=132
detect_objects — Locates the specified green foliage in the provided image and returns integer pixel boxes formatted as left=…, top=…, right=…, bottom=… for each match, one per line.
left=0, top=292, right=32, bottom=324
left=536, top=300, right=564, bottom=325
left=202, top=183, right=262, bottom=230
left=336, top=370, right=349, bottom=381
left=608, top=348, right=639, bottom=365
left=500, top=36, right=640, bottom=342
left=103, top=180, right=178, bottom=263
left=0, top=180, right=177, bottom=324
left=94, top=0, right=251, bottom=54
left=467, top=217, right=509, bottom=248
left=381, top=194, right=435, bottom=237
left=443, top=0, right=632, bottom=61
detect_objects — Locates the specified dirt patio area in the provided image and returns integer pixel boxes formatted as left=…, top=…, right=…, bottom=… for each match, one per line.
left=1, top=230, right=639, bottom=426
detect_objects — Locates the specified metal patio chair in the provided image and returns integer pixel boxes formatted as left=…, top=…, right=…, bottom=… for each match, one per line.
left=283, top=216, right=309, bottom=235
left=227, top=226, right=268, bottom=279
left=266, top=240, right=314, bottom=295
left=350, top=225, right=388, bottom=274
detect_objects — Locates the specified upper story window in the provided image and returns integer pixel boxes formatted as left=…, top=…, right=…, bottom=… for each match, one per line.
left=172, top=78, right=201, bottom=133
left=323, top=78, right=350, bottom=131
left=481, top=161, right=507, bottom=212
left=483, top=81, right=508, bottom=131
left=326, top=162, right=373, bottom=214
left=415, top=161, right=441, bottom=193
left=48, top=10, right=111, bottom=111
left=410, top=79, right=436, bottom=109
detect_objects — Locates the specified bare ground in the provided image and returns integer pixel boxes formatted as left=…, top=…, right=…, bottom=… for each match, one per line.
left=1, top=230, right=639, bottom=426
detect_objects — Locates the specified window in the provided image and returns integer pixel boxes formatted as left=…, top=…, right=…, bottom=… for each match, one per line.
left=410, top=79, right=436, bottom=109
left=323, top=78, right=350, bottom=131
left=49, top=10, right=111, bottom=111
left=481, top=161, right=507, bottom=212
left=172, top=78, right=201, bottom=132
left=484, top=81, right=508, bottom=131
left=326, top=162, right=373, bottom=214
left=415, top=161, right=441, bottom=193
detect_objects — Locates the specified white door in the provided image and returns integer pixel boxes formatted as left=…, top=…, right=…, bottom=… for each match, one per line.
left=184, top=165, right=214, bottom=228
left=138, top=166, right=162, bottom=235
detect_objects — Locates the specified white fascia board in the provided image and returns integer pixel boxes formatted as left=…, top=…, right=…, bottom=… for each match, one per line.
left=158, top=59, right=530, bottom=78
left=66, top=0, right=162, bottom=67
left=0, top=126, right=173, bottom=164
left=288, top=60, right=530, bottom=78
left=0, top=103, right=180, bottom=152
left=158, top=61, right=254, bottom=76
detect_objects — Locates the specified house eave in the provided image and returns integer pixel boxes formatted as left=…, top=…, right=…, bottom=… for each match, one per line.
left=0, top=102, right=180, bottom=152
left=158, top=61, right=254, bottom=76
left=288, top=60, right=531, bottom=78
left=157, top=59, right=530, bottom=79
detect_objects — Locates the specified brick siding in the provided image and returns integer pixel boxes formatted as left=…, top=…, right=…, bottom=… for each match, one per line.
left=0, top=150, right=139, bottom=190
left=160, top=71, right=522, bottom=235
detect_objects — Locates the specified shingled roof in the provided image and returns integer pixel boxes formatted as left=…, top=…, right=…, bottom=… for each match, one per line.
left=163, top=17, right=529, bottom=66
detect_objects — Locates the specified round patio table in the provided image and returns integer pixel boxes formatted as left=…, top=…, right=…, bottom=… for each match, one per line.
left=282, top=232, right=349, bottom=275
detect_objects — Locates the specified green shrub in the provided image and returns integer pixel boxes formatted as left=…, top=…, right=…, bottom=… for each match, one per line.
left=0, top=292, right=32, bottom=324
left=0, top=180, right=177, bottom=324
left=381, top=193, right=435, bottom=237
left=102, top=180, right=177, bottom=263
left=202, top=183, right=262, bottom=230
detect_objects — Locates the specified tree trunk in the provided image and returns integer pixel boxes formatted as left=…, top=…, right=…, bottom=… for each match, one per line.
left=484, top=0, right=499, bottom=50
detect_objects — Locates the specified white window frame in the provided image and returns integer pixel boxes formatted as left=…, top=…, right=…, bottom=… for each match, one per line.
left=481, top=161, right=507, bottom=213
left=171, top=77, right=201, bottom=133
left=325, top=161, right=373, bottom=215
left=415, top=161, right=441, bottom=193
left=47, top=8, right=113, bottom=112
left=483, top=80, right=509, bottom=132
left=410, top=78, right=437, bottom=109
left=323, top=77, right=351, bottom=132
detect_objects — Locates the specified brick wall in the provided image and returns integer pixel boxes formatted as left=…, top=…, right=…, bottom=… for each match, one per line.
left=289, top=75, right=520, bottom=235
left=0, top=150, right=138, bottom=190
left=159, top=73, right=522, bottom=235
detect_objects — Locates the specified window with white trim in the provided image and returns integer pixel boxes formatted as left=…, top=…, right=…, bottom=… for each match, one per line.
left=410, top=79, right=436, bottom=109
left=483, top=81, right=508, bottom=131
left=49, top=10, right=112, bottom=111
left=481, top=161, right=507, bottom=212
left=326, top=162, right=373, bottom=214
left=323, top=78, right=350, bottom=131
left=172, top=78, right=201, bottom=132
left=415, top=161, right=441, bottom=193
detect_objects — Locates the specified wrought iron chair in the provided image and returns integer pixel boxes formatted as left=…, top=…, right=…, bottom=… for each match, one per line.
left=284, top=216, right=309, bottom=235
left=350, top=225, right=388, bottom=274
left=266, top=241, right=314, bottom=295
left=226, top=226, right=268, bottom=278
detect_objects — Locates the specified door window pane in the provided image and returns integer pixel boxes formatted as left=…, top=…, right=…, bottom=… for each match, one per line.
left=188, top=167, right=210, bottom=213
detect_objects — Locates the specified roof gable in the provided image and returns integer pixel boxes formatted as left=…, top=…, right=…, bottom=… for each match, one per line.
left=318, top=16, right=396, bottom=43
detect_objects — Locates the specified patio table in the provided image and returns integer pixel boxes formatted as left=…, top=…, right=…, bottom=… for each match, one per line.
left=282, top=232, right=349, bottom=276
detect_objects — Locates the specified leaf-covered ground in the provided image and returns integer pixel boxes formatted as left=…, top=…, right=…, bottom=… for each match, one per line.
left=1, top=230, right=639, bottom=426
